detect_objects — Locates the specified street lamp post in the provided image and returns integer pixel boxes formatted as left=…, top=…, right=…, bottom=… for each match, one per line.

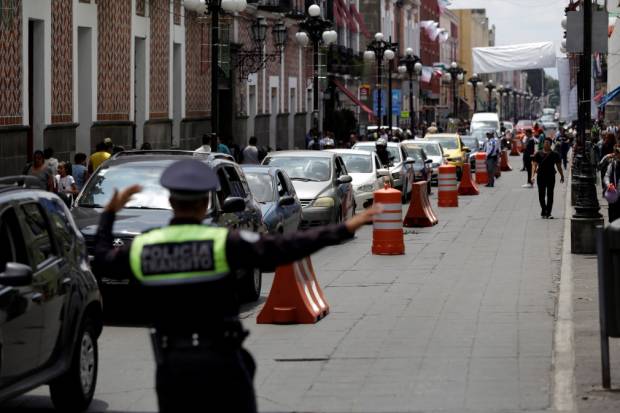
left=468, top=73, right=481, bottom=115
left=185, top=0, right=248, bottom=146
left=237, top=18, right=288, bottom=81
left=497, top=85, right=504, bottom=120
left=503, top=86, right=512, bottom=121
left=297, top=4, right=337, bottom=130
left=365, top=33, right=397, bottom=128
left=484, top=80, right=496, bottom=112
left=445, top=61, right=465, bottom=118
left=397, top=48, right=422, bottom=133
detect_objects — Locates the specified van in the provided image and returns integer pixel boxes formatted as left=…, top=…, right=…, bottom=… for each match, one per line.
left=470, top=112, right=500, bottom=135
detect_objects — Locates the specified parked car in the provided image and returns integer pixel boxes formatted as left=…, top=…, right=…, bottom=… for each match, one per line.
left=73, top=150, right=266, bottom=302
left=366, top=125, right=404, bottom=137
left=515, top=119, right=534, bottom=133
left=401, top=140, right=442, bottom=186
left=402, top=146, right=433, bottom=192
left=352, top=141, right=415, bottom=202
left=0, top=176, right=103, bottom=412
left=470, top=112, right=501, bottom=135
left=327, top=149, right=389, bottom=209
left=262, top=151, right=354, bottom=229
left=424, top=133, right=469, bottom=179
left=241, top=166, right=302, bottom=234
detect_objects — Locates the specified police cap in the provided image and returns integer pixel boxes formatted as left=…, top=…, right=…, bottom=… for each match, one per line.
left=160, top=159, right=219, bottom=200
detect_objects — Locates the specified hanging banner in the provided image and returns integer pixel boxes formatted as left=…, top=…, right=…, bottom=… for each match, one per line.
left=473, top=42, right=556, bottom=74
left=557, top=57, right=572, bottom=122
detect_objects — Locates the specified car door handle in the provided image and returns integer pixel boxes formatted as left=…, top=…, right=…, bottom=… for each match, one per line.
left=31, top=292, right=44, bottom=303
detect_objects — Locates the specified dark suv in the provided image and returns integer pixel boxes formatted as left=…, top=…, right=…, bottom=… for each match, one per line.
left=0, top=177, right=103, bottom=412
left=72, top=150, right=266, bottom=301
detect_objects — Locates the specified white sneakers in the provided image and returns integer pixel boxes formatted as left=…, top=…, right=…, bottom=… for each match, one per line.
left=522, top=183, right=533, bottom=188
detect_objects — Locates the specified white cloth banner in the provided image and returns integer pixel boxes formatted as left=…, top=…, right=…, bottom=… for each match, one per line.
left=472, top=42, right=556, bottom=74
left=421, top=66, right=433, bottom=83
left=557, top=57, right=573, bottom=122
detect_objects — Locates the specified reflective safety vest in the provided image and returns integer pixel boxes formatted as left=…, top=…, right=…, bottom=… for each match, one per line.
left=129, top=225, right=230, bottom=286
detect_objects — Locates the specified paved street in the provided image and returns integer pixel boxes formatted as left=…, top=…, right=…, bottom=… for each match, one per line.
left=5, top=157, right=567, bottom=412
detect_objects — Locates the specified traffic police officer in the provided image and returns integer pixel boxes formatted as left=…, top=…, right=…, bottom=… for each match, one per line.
left=93, top=159, right=379, bottom=413
left=484, top=131, right=500, bottom=187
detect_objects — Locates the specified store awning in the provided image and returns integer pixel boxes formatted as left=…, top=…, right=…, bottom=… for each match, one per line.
left=333, top=79, right=375, bottom=119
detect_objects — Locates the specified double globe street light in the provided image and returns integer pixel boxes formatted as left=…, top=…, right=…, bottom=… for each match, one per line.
left=364, top=33, right=398, bottom=129
left=484, top=80, right=496, bottom=112
left=237, top=18, right=288, bottom=81
left=397, top=48, right=422, bottom=132
left=296, top=4, right=337, bottom=129
left=467, top=73, right=482, bottom=114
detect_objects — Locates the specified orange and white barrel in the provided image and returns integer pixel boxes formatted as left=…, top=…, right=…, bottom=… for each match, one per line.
left=437, top=165, right=458, bottom=207
left=372, top=184, right=404, bottom=255
left=475, top=152, right=488, bottom=185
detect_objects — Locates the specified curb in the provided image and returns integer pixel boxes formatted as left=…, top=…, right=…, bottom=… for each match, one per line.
left=552, top=167, right=577, bottom=412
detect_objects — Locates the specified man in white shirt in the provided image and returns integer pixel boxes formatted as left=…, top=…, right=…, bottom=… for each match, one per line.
left=195, top=134, right=212, bottom=153
left=242, top=136, right=260, bottom=164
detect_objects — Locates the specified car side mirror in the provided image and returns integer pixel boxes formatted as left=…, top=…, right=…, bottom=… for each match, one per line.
left=336, top=175, right=352, bottom=185
left=424, top=159, right=433, bottom=164
left=405, top=157, right=415, bottom=165
left=377, top=168, right=390, bottom=178
left=0, top=263, right=33, bottom=287
left=278, top=195, right=295, bottom=207
left=222, top=196, right=246, bottom=213
left=463, top=146, right=471, bottom=153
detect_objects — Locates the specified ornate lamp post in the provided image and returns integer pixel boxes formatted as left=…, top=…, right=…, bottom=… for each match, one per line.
left=484, top=80, right=496, bottom=112
left=444, top=61, right=465, bottom=118
left=185, top=0, right=248, bottom=143
left=467, top=73, right=482, bottom=114
left=364, top=32, right=398, bottom=128
left=237, top=18, right=287, bottom=81
left=296, top=4, right=337, bottom=130
left=497, top=85, right=504, bottom=120
left=397, top=48, right=423, bottom=133
left=512, top=90, right=519, bottom=122
left=503, top=86, right=512, bottom=121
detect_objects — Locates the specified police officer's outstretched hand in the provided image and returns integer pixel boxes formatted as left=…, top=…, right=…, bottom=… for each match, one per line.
left=104, top=185, right=143, bottom=213
left=344, top=204, right=383, bottom=233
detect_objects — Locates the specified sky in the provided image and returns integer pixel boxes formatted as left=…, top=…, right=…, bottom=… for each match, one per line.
left=448, top=0, right=568, bottom=78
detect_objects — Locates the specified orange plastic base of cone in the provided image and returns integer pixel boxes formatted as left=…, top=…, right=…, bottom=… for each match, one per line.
left=403, top=181, right=438, bottom=227
left=372, top=229, right=405, bottom=255
left=510, top=140, right=520, bottom=156
left=500, top=151, right=512, bottom=171
left=438, top=191, right=458, bottom=207
left=458, top=164, right=479, bottom=196
left=257, top=257, right=329, bottom=324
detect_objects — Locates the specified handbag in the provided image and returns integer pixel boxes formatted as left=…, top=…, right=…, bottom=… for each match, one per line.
left=605, top=162, right=620, bottom=204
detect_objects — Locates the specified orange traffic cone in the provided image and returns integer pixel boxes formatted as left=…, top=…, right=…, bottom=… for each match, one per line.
left=372, top=183, right=404, bottom=255
left=458, top=163, right=479, bottom=195
left=438, top=165, right=458, bottom=207
left=500, top=150, right=512, bottom=171
left=257, top=257, right=329, bottom=324
left=403, top=181, right=438, bottom=227
left=475, top=152, right=489, bottom=185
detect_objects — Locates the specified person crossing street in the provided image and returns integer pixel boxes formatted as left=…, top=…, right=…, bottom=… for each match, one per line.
left=531, top=137, right=565, bottom=219
left=93, top=159, right=380, bottom=413
left=484, top=131, right=500, bottom=187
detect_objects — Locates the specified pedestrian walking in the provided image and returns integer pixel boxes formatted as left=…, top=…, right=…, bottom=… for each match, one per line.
left=26, top=150, right=55, bottom=191
left=93, top=159, right=379, bottom=413
left=531, top=137, right=565, bottom=219
left=241, top=136, right=260, bottom=164
left=56, top=161, right=78, bottom=207
left=44, top=147, right=59, bottom=176
left=484, top=131, right=500, bottom=187
left=73, top=153, right=88, bottom=191
left=603, top=145, right=620, bottom=223
left=522, top=129, right=536, bottom=188
left=89, top=141, right=111, bottom=174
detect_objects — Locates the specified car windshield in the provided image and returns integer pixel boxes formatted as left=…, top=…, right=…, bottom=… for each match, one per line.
left=78, top=160, right=178, bottom=210
left=264, top=156, right=332, bottom=182
left=461, top=138, right=478, bottom=149
left=245, top=172, right=274, bottom=203
left=406, top=148, right=424, bottom=162
left=338, top=153, right=372, bottom=173
left=405, top=142, right=442, bottom=156
left=353, top=145, right=401, bottom=162
left=428, top=137, right=458, bottom=150
left=471, top=120, right=497, bottom=131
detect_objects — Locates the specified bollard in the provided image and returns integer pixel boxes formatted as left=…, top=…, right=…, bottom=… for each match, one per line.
left=500, top=150, right=513, bottom=171
left=458, top=163, right=479, bottom=196
left=438, top=164, right=458, bottom=207
left=403, top=181, right=438, bottom=227
left=372, top=183, right=404, bottom=255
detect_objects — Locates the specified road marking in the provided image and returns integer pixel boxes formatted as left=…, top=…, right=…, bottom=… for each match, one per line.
left=552, top=167, right=576, bottom=412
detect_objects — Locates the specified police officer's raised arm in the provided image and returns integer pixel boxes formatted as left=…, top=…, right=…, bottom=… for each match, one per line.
left=226, top=207, right=380, bottom=272
left=93, top=185, right=142, bottom=279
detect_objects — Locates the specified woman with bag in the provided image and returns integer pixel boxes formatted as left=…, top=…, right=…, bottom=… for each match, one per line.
left=604, top=145, right=620, bottom=223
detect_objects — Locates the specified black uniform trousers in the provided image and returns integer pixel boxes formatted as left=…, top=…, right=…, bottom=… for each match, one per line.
left=155, top=338, right=257, bottom=413
left=524, top=156, right=532, bottom=184
left=537, top=176, right=555, bottom=216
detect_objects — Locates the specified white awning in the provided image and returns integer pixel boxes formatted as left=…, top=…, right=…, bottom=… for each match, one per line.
left=472, top=42, right=556, bottom=74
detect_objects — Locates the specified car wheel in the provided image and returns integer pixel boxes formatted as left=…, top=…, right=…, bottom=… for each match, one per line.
left=50, top=318, right=98, bottom=413
left=240, top=268, right=262, bottom=302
